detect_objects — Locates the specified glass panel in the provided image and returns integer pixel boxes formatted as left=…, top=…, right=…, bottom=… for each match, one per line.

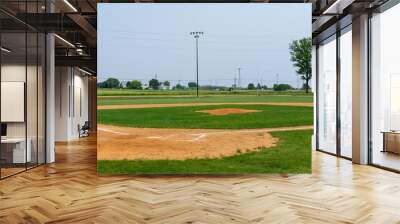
left=27, top=31, right=38, bottom=169
left=371, top=4, right=400, bottom=171
left=339, top=28, right=352, bottom=158
left=317, top=35, right=337, bottom=154
left=26, top=0, right=39, bottom=169
left=38, top=33, right=45, bottom=165
left=1, top=31, right=27, bottom=177
left=0, top=1, right=46, bottom=178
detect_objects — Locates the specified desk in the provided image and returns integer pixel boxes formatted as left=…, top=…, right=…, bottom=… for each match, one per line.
left=382, top=131, right=400, bottom=154
left=1, top=138, right=31, bottom=163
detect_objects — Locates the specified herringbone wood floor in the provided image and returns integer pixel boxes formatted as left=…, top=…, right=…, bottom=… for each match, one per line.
left=1, top=136, right=400, bottom=224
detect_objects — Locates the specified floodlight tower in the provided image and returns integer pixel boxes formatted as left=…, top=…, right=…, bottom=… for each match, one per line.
left=238, top=67, right=242, bottom=89
left=190, top=31, right=204, bottom=98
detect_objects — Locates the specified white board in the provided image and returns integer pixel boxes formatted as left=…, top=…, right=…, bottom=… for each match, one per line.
left=1, top=82, right=25, bottom=122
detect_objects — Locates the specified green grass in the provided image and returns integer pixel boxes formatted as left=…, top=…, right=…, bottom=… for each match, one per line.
left=98, top=104, right=313, bottom=129
left=97, top=130, right=312, bottom=174
left=98, top=95, right=313, bottom=106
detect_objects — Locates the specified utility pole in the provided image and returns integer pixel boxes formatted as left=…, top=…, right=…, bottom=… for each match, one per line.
left=238, top=67, right=242, bottom=89
left=190, top=31, right=204, bottom=98
left=276, top=73, right=279, bottom=85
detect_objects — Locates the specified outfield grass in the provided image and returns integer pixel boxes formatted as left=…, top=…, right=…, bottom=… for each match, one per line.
left=98, top=104, right=313, bottom=129
left=97, top=130, right=312, bottom=174
left=98, top=95, right=313, bottom=106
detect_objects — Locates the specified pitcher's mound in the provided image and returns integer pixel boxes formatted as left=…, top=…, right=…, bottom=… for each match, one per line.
left=196, top=108, right=261, bottom=116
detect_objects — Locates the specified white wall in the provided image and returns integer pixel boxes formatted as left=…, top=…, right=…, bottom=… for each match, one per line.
left=55, top=67, right=89, bottom=141
left=1, top=65, right=41, bottom=138
left=55, top=66, right=70, bottom=141
left=1, top=63, right=46, bottom=164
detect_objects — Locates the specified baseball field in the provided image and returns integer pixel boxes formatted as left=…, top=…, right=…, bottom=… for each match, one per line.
left=97, top=89, right=313, bottom=174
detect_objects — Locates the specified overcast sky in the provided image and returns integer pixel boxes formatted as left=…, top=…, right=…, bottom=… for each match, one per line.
left=98, top=3, right=311, bottom=88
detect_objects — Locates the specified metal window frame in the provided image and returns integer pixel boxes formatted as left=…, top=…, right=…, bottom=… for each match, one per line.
left=315, top=19, right=353, bottom=161
left=315, top=0, right=400, bottom=171
left=367, top=0, right=400, bottom=173
left=0, top=0, right=48, bottom=180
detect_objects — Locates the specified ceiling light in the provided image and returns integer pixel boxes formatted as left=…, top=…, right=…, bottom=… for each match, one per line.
left=54, top=34, right=75, bottom=48
left=78, top=67, right=92, bottom=76
left=323, top=0, right=355, bottom=15
left=63, top=0, right=78, bottom=12
left=1, top=47, right=11, bottom=53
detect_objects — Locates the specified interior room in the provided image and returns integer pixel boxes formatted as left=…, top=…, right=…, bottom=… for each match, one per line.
left=54, top=66, right=90, bottom=141
left=370, top=2, right=400, bottom=171
left=1, top=0, right=400, bottom=222
left=0, top=0, right=97, bottom=180
left=0, top=17, right=46, bottom=178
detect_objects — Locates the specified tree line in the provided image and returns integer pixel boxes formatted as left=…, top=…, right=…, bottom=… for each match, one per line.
left=98, top=77, right=298, bottom=92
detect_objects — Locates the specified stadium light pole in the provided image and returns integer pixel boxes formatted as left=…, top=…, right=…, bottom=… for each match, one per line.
left=238, top=67, right=242, bottom=89
left=190, top=31, right=204, bottom=98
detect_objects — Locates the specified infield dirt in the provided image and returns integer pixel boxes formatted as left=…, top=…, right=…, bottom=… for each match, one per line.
left=97, top=124, right=312, bottom=160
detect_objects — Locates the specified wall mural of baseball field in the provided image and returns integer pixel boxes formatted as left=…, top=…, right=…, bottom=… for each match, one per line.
left=97, top=3, right=313, bottom=174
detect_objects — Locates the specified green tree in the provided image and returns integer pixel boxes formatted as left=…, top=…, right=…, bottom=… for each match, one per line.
left=163, top=81, right=170, bottom=89
left=247, top=83, right=256, bottom=90
left=173, top=84, right=185, bottom=90
left=127, top=80, right=142, bottom=89
left=273, top=84, right=293, bottom=91
left=149, top=79, right=160, bottom=90
left=256, top=83, right=262, bottom=89
left=289, top=37, right=312, bottom=93
left=98, top=78, right=120, bottom=88
left=188, top=82, right=198, bottom=88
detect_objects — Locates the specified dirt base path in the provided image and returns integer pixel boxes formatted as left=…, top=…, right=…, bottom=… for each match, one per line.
left=98, top=102, right=313, bottom=110
left=97, top=125, right=313, bottom=161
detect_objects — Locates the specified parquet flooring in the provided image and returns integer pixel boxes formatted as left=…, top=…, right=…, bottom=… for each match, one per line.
left=1, top=136, right=400, bottom=223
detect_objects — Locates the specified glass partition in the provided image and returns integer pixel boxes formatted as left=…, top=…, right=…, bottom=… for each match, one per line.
left=370, top=3, right=400, bottom=171
left=38, top=32, right=46, bottom=165
left=0, top=2, right=46, bottom=179
left=317, top=35, right=337, bottom=154
left=1, top=31, right=28, bottom=177
left=339, top=27, right=352, bottom=158
left=27, top=31, right=38, bottom=169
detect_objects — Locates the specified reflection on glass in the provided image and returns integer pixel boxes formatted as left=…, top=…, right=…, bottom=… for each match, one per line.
left=1, top=32, right=27, bottom=177
left=318, top=36, right=337, bottom=154
left=0, top=0, right=47, bottom=179
left=340, top=28, right=352, bottom=158
left=38, top=33, right=46, bottom=165
left=27, top=31, right=38, bottom=169
left=371, top=3, right=400, bottom=171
